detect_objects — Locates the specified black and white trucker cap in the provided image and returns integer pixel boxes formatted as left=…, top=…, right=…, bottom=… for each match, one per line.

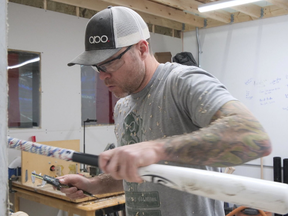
left=68, top=6, right=150, bottom=66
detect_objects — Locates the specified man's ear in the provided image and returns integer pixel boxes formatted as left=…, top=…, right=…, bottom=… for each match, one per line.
left=137, top=40, right=149, bottom=59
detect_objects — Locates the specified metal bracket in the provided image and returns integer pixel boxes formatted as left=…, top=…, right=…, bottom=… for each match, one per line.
left=230, top=14, right=234, bottom=24
left=204, top=19, right=207, bottom=28
left=260, top=8, right=264, bottom=18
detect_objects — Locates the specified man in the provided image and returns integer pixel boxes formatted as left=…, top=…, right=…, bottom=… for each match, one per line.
left=60, top=6, right=272, bottom=216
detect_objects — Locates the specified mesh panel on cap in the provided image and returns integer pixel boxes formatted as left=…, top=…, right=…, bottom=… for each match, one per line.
left=112, top=7, right=150, bottom=48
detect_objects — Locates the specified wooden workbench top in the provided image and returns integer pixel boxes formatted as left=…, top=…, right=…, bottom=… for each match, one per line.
left=12, top=181, right=124, bottom=203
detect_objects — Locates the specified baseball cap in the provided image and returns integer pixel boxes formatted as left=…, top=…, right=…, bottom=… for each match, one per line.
left=68, top=6, right=150, bottom=67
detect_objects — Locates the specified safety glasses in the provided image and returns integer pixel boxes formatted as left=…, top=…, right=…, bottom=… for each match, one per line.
left=92, top=45, right=133, bottom=73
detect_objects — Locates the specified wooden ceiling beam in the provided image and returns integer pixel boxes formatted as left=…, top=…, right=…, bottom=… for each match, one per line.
left=150, top=0, right=231, bottom=23
left=265, top=0, right=288, bottom=10
left=50, top=0, right=190, bottom=31
left=199, top=4, right=288, bottom=30
left=51, top=0, right=112, bottom=12
left=101, top=0, right=204, bottom=27
left=231, top=4, right=262, bottom=18
left=262, top=4, right=288, bottom=18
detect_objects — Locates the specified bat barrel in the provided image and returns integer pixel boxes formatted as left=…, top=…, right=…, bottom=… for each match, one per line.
left=139, top=164, right=288, bottom=214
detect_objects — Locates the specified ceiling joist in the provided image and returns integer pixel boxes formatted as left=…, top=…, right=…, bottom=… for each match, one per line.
left=231, top=4, right=262, bottom=18
left=51, top=0, right=191, bottom=31
left=101, top=0, right=205, bottom=27
left=150, top=0, right=231, bottom=23
left=265, top=0, right=288, bottom=10
left=12, top=0, right=288, bottom=34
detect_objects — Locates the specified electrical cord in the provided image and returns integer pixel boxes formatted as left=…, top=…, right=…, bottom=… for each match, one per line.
left=226, top=206, right=267, bottom=216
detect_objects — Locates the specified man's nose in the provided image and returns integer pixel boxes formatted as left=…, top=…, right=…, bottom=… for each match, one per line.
left=98, top=71, right=111, bottom=80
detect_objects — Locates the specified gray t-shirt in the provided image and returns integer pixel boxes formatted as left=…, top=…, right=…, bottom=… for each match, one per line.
left=114, top=63, right=236, bottom=216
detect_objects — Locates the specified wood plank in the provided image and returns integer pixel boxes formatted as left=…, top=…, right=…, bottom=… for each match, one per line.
left=102, top=0, right=204, bottom=27
left=51, top=0, right=110, bottom=11
left=266, top=0, right=288, bottom=10
left=151, top=0, right=231, bottom=23
left=21, top=140, right=81, bottom=184
left=14, top=193, right=20, bottom=212
left=188, top=5, right=288, bottom=31
left=263, top=4, right=288, bottom=17
left=51, top=0, right=191, bottom=31
left=201, top=10, right=231, bottom=23
left=136, top=11, right=186, bottom=31
left=232, top=4, right=262, bottom=18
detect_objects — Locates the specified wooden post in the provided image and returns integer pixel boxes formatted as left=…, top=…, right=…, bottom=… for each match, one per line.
left=76, top=6, right=80, bottom=17
left=14, top=194, right=20, bottom=212
left=0, top=0, right=8, bottom=215
left=261, top=157, right=264, bottom=179
left=43, top=0, right=47, bottom=10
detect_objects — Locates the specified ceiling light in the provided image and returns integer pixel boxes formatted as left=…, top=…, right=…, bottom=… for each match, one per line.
left=198, top=0, right=262, bottom=13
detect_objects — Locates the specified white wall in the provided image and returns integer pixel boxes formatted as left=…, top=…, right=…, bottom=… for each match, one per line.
left=7, top=2, right=182, bottom=215
left=1, top=0, right=8, bottom=215
left=184, top=15, right=288, bottom=181
left=7, top=2, right=182, bottom=162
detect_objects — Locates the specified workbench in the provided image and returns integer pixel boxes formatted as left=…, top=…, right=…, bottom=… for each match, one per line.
left=12, top=181, right=125, bottom=216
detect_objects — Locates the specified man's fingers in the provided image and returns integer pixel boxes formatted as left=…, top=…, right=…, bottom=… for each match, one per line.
left=130, top=164, right=143, bottom=183
left=67, top=190, right=86, bottom=200
left=100, top=147, right=143, bottom=183
left=99, top=149, right=114, bottom=173
left=104, top=151, right=122, bottom=180
left=60, top=187, right=86, bottom=199
left=60, top=186, right=78, bottom=195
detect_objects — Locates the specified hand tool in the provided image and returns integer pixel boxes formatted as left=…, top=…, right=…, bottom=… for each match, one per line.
left=31, top=172, right=96, bottom=198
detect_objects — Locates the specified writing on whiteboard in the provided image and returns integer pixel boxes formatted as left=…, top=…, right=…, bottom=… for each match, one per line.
left=244, top=74, right=288, bottom=108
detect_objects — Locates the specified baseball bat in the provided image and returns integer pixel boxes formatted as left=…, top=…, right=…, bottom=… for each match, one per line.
left=7, top=137, right=288, bottom=214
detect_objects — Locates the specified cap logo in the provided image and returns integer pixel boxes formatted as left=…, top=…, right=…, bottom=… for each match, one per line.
left=89, top=35, right=109, bottom=44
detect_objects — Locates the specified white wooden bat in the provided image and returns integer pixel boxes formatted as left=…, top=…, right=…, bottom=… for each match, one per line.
left=7, top=137, right=288, bottom=214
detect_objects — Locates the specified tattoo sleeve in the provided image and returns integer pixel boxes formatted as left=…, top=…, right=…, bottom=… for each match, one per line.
left=163, top=101, right=272, bottom=167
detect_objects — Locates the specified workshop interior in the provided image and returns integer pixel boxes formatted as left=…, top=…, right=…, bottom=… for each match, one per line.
left=1, top=0, right=288, bottom=216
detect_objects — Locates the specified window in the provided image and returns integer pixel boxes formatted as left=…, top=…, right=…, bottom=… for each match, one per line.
left=81, top=66, right=118, bottom=125
left=7, top=50, right=41, bottom=128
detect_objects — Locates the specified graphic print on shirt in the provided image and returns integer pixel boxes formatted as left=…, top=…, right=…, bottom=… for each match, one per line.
left=120, top=112, right=145, bottom=146
left=121, top=112, right=162, bottom=216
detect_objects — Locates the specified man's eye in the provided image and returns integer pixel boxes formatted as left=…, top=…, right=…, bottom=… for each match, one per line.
left=103, top=61, right=114, bottom=67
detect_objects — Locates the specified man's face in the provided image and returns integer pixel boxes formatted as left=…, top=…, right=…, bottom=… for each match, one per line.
left=97, top=45, right=146, bottom=98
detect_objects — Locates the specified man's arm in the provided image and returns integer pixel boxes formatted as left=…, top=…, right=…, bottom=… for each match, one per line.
left=164, top=100, right=272, bottom=167
left=90, top=173, right=123, bottom=194
left=100, top=100, right=272, bottom=182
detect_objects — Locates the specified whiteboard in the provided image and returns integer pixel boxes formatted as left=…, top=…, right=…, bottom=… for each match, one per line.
left=233, top=69, right=288, bottom=166
left=184, top=15, right=288, bottom=166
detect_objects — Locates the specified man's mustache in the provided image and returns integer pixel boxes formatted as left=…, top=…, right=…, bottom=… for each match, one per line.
left=104, top=80, right=113, bottom=86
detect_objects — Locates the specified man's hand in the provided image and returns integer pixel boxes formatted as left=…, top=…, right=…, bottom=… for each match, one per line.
left=99, top=141, right=165, bottom=183
left=56, top=173, right=124, bottom=199
left=57, top=174, right=91, bottom=199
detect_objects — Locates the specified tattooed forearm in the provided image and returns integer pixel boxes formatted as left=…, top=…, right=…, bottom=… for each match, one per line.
left=163, top=101, right=272, bottom=167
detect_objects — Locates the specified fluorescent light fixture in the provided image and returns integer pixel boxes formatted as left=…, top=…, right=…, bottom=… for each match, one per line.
left=198, top=0, right=262, bottom=13
left=7, top=57, right=40, bottom=70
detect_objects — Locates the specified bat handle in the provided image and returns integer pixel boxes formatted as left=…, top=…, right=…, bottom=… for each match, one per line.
left=71, top=152, right=99, bottom=167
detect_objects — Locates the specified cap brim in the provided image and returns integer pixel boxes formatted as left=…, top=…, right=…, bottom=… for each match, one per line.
left=68, top=48, right=121, bottom=66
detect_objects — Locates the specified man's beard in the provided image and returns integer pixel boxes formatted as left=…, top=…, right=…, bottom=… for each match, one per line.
left=106, top=61, right=146, bottom=98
